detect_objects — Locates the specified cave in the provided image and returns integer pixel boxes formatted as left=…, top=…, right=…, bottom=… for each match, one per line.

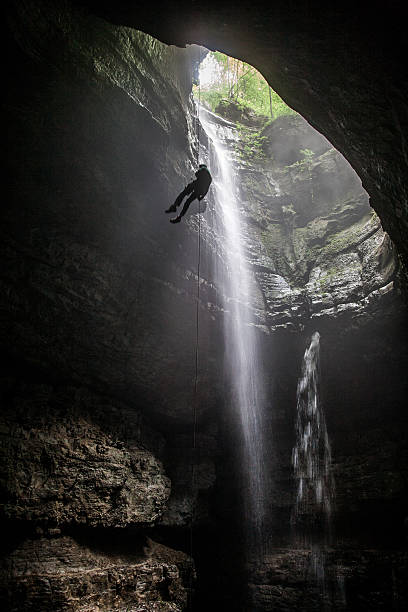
left=2, top=1, right=408, bottom=611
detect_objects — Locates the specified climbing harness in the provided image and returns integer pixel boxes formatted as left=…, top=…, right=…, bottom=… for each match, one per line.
left=189, top=47, right=202, bottom=611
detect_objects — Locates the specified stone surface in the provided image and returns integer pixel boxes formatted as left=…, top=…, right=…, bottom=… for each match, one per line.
left=0, top=384, right=170, bottom=528
left=207, top=110, right=402, bottom=332
left=2, top=4, right=214, bottom=609
left=2, top=2, right=408, bottom=611
left=76, top=0, right=408, bottom=280
left=0, top=535, right=192, bottom=611
left=247, top=547, right=408, bottom=611
left=3, top=0, right=222, bottom=426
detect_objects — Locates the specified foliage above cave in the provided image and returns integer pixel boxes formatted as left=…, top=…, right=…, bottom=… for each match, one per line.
left=194, top=51, right=296, bottom=120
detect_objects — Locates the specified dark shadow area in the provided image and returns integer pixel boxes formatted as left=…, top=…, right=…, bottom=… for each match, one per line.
left=2, top=1, right=408, bottom=610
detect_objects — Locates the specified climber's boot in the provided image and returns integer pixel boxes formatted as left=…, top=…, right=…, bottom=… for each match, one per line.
left=165, top=204, right=177, bottom=213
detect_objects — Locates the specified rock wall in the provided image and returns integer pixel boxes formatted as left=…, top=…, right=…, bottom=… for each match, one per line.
left=1, top=536, right=192, bottom=612
left=4, top=0, right=220, bottom=424
left=2, top=1, right=408, bottom=611
left=210, top=107, right=402, bottom=333
left=202, top=105, right=408, bottom=610
left=3, top=1, right=216, bottom=609
left=1, top=384, right=169, bottom=528
left=74, top=0, right=408, bottom=282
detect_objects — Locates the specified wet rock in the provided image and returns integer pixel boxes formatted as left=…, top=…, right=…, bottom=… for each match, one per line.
left=230, top=112, right=403, bottom=331
left=215, top=98, right=267, bottom=128
left=82, top=1, right=408, bottom=279
left=261, top=115, right=331, bottom=167
left=3, top=0, right=221, bottom=426
left=0, top=384, right=170, bottom=527
left=3, top=2, right=408, bottom=610
left=160, top=429, right=218, bottom=528
left=247, top=547, right=408, bottom=611
left=0, top=535, right=192, bottom=611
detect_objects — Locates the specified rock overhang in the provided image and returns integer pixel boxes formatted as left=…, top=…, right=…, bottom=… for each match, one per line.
left=75, top=0, right=408, bottom=278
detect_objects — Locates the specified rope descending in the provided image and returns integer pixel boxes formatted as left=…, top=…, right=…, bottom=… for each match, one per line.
left=188, top=47, right=202, bottom=611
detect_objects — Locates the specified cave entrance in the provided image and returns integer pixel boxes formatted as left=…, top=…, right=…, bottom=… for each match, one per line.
left=187, top=46, right=400, bottom=612
left=192, top=48, right=384, bottom=324
left=4, top=2, right=407, bottom=609
left=194, top=50, right=295, bottom=123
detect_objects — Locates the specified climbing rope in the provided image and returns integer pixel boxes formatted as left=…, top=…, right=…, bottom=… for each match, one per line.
left=188, top=47, right=202, bottom=611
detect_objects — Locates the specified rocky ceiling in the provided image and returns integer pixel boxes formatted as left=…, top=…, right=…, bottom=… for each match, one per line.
left=76, top=0, right=408, bottom=280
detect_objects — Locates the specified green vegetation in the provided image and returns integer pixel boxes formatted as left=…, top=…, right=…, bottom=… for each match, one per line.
left=194, top=51, right=296, bottom=120
left=235, top=122, right=267, bottom=160
left=300, top=149, right=314, bottom=161
left=288, top=149, right=315, bottom=171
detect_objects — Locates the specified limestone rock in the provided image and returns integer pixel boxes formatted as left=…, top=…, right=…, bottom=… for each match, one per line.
left=247, top=547, right=408, bottom=611
left=3, top=2, right=408, bottom=610
left=234, top=113, right=401, bottom=331
left=79, top=0, right=408, bottom=279
left=0, top=535, right=192, bottom=611
left=2, top=0, right=220, bottom=426
left=0, top=384, right=170, bottom=527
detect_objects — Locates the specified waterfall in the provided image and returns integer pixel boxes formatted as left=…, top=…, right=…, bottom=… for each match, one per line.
left=199, top=106, right=266, bottom=547
left=292, top=332, right=345, bottom=608
left=292, top=332, right=333, bottom=535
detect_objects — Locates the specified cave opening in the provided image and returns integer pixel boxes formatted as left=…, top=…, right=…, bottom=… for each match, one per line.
left=183, top=47, right=408, bottom=611
left=2, top=1, right=408, bottom=611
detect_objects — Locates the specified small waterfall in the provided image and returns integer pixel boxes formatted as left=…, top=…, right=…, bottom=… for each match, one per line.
left=199, top=107, right=266, bottom=547
left=292, top=332, right=345, bottom=609
left=292, top=332, right=333, bottom=535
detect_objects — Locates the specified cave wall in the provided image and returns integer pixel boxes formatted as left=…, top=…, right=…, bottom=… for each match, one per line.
left=2, top=1, right=408, bottom=610
left=4, top=0, right=220, bottom=423
left=201, top=105, right=408, bottom=609
left=76, top=0, right=408, bottom=282
left=212, top=107, right=402, bottom=332
left=211, top=103, right=408, bottom=526
left=2, top=1, right=224, bottom=609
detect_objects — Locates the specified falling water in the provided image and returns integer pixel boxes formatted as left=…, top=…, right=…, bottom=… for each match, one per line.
left=292, top=331, right=343, bottom=608
left=292, top=332, right=333, bottom=534
left=199, top=106, right=266, bottom=547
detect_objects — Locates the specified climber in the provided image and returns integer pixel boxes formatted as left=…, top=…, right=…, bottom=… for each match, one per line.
left=165, top=164, right=212, bottom=223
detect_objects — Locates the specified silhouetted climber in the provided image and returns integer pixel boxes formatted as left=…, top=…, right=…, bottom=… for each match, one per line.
left=165, top=164, right=212, bottom=223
